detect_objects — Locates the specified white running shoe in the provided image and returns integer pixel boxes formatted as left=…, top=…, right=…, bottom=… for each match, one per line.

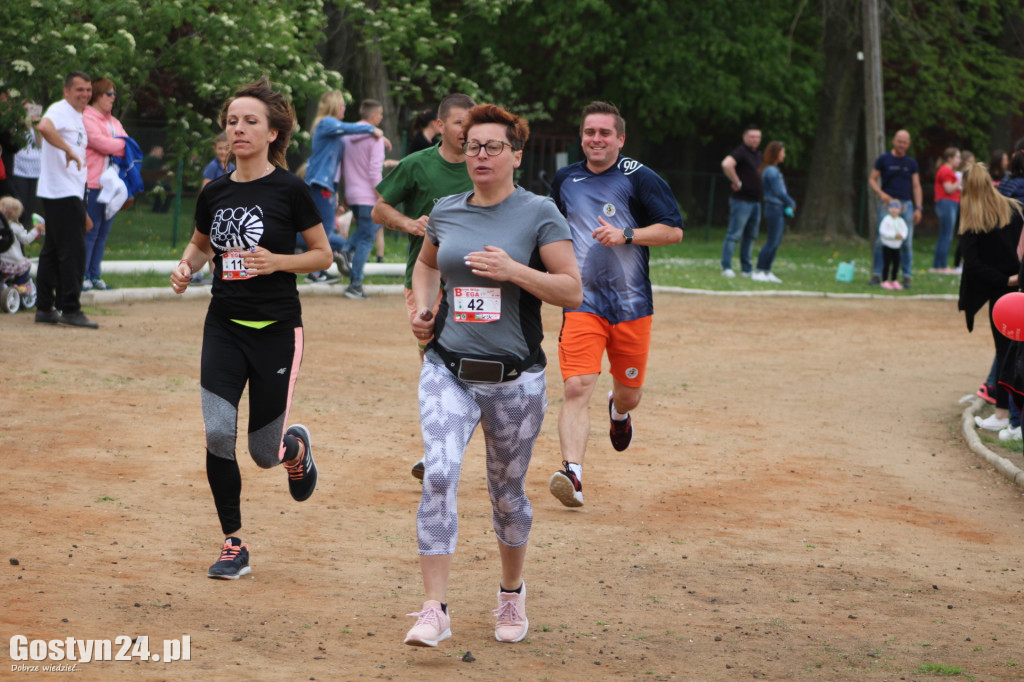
left=998, top=424, right=1022, bottom=442
left=765, top=272, right=783, bottom=283
left=751, top=271, right=768, bottom=282
left=721, top=268, right=736, bottom=278
left=975, top=414, right=1010, bottom=431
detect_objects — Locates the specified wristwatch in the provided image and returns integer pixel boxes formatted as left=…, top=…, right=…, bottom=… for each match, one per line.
left=623, top=227, right=634, bottom=245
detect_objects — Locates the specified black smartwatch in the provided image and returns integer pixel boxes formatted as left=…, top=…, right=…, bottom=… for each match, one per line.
left=622, top=227, right=634, bottom=245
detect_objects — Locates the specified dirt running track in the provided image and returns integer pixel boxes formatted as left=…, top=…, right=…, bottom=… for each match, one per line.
left=2, top=292, right=1023, bottom=681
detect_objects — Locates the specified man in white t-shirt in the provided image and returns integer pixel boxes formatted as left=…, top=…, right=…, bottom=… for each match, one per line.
left=34, top=70, right=98, bottom=329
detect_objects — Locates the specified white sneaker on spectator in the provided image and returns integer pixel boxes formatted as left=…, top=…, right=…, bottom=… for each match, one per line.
left=765, top=272, right=783, bottom=283
left=751, top=271, right=768, bottom=282
left=721, top=268, right=736, bottom=278
left=740, top=270, right=752, bottom=278
left=998, top=424, right=1022, bottom=442
left=975, top=414, right=1010, bottom=431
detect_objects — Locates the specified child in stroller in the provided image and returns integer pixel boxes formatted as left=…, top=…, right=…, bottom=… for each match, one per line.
left=1, top=196, right=43, bottom=313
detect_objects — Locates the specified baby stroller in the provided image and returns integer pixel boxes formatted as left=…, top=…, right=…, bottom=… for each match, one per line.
left=0, top=211, right=37, bottom=314
left=1, top=272, right=37, bottom=313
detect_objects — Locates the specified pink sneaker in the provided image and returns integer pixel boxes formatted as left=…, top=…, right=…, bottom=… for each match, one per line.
left=404, top=600, right=451, bottom=647
left=880, top=280, right=894, bottom=290
left=493, top=583, right=529, bottom=643
left=891, top=281, right=904, bottom=290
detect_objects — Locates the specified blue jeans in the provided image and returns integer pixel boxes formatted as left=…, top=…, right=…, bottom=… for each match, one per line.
left=756, top=203, right=785, bottom=272
left=297, top=185, right=346, bottom=254
left=347, top=205, right=377, bottom=286
left=933, top=199, right=959, bottom=269
left=84, top=188, right=116, bottom=281
left=721, top=197, right=761, bottom=272
left=872, top=200, right=914, bottom=279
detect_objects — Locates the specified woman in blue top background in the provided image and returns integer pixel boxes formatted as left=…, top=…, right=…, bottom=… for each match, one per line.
left=301, top=90, right=385, bottom=280
left=754, top=141, right=796, bottom=283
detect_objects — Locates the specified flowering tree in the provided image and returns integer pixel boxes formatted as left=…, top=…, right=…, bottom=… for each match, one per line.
left=0, top=0, right=343, bottom=162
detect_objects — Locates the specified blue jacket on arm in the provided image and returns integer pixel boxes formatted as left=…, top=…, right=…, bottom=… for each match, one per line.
left=304, top=116, right=375, bottom=191
left=113, top=136, right=145, bottom=196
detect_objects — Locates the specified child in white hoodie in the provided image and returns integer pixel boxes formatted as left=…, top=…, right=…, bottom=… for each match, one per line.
left=1, top=196, right=44, bottom=291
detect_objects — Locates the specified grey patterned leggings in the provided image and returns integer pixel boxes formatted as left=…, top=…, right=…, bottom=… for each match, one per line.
left=416, top=357, right=547, bottom=555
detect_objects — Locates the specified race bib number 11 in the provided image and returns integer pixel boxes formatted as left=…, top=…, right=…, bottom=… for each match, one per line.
left=453, top=286, right=501, bottom=323
left=222, top=250, right=255, bottom=280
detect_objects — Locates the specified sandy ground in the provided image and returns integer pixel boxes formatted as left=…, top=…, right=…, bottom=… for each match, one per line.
left=3, top=291, right=1024, bottom=681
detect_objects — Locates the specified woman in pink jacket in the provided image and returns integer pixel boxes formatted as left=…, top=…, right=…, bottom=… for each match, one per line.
left=83, top=77, right=127, bottom=291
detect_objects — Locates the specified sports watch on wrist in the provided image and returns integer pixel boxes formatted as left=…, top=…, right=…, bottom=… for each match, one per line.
left=623, top=227, right=634, bottom=245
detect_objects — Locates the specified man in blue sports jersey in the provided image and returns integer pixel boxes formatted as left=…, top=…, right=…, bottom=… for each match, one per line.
left=547, top=101, right=684, bottom=508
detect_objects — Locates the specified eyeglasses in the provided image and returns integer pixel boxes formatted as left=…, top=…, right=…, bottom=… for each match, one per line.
left=105, top=91, right=116, bottom=97
left=463, top=140, right=517, bottom=157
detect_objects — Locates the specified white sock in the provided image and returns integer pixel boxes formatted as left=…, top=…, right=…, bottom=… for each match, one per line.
left=567, top=462, right=582, bottom=481
left=611, top=404, right=629, bottom=421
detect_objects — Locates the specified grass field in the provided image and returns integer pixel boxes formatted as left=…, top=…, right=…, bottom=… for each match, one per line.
left=23, top=195, right=963, bottom=297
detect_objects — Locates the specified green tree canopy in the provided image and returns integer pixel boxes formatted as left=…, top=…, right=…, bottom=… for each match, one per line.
left=0, top=0, right=343, bottom=162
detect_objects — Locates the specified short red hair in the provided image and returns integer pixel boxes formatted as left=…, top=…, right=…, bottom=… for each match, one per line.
left=462, top=104, right=529, bottom=151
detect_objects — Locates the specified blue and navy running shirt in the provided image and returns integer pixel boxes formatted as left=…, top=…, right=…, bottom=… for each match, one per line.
left=551, top=155, right=683, bottom=323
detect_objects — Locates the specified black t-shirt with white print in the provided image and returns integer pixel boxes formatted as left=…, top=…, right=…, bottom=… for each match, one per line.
left=195, top=167, right=321, bottom=321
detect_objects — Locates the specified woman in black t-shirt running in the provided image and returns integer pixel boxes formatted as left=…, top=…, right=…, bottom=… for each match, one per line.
left=170, top=77, right=332, bottom=580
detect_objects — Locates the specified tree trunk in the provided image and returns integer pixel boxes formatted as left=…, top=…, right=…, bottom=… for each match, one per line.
left=795, top=0, right=863, bottom=241
left=317, top=4, right=398, bottom=149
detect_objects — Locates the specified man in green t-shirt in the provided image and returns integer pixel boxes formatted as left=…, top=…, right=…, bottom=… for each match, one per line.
left=372, top=93, right=475, bottom=480
left=373, top=93, right=474, bottom=298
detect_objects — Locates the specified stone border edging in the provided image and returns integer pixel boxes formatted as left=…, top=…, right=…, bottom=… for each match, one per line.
left=81, top=282, right=407, bottom=305
left=651, top=285, right=957, bottom=301
left=961, top=398, right=1024, bottom=489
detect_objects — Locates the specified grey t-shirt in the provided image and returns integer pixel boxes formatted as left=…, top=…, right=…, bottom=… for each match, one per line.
left=426, top=186, right=572, bottom=361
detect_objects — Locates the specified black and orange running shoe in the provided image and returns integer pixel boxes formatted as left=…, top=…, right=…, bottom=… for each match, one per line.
left=207, top=537, right=251, bottom=580
left=284, top=425, right=318, bottom=501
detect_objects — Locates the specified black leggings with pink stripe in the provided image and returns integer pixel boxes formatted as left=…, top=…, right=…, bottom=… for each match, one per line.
left=200, top=313, right=304, bottom=535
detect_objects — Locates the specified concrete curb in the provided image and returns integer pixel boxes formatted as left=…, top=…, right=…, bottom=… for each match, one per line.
left=82, top=282, right=407, bottom=305
left=651, top=285, right=957, bottom=301
left=961, top=398, right=1024, bottom=489
left=42, top=260, right=406, bottom=278
left=88, top=283, right=958, bottom=306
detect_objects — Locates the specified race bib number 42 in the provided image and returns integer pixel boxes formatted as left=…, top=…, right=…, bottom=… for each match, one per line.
left=453, top=286, right=501, bottom=323
left=222, top=250, right=255, bottom=280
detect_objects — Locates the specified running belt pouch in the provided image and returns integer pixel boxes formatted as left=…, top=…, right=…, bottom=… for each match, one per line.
left=430, top=341, right=543, bottom=383
left=458, top=358, right=505, bottom=383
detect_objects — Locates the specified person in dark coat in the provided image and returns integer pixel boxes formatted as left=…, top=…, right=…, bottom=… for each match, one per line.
left=958, top=163, right=1024, bottom=431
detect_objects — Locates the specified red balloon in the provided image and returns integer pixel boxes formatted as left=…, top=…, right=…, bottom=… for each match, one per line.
left=993, top=291, right=1024, bottom=340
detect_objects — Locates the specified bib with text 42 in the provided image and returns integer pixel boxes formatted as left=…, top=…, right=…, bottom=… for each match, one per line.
left=222, top=250, right=255, bottom=280
left=453, top=286, right=501, bottom=322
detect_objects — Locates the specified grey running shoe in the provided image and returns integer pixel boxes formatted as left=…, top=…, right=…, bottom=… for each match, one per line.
left=58, top=311, right=99, bottom=329
left=344, top=284, right=369, bottom=299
